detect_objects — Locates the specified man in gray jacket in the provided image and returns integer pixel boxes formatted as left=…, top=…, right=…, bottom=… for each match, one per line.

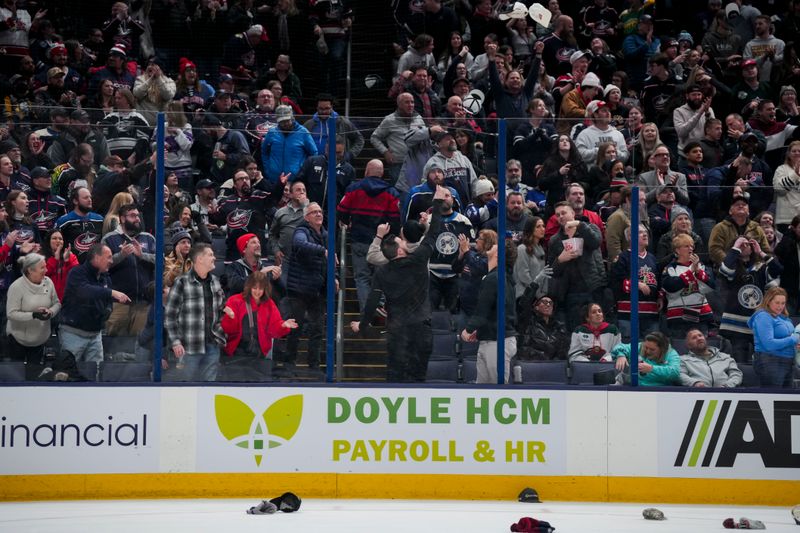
left=679, top=329, right=743, bottom=388
left=370, top=92, right=426, bottom=185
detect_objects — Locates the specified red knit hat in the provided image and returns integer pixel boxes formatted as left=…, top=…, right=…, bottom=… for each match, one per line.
left=178, top=57, right=196, bottom=74
left=236, top=233, right=257, bottom=255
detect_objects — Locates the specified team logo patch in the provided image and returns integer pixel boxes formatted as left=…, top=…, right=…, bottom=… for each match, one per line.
left=737, top=284, right=762, bottom=310
left=227, top=209, right=253, bottom=230
left=435, top=232, right=459, bottom=255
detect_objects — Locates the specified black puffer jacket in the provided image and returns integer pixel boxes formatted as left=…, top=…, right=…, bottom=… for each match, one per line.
left=517, top=314, right=568, bottom=361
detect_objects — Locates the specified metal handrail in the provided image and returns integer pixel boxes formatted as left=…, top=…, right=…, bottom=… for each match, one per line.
left=335, top=225, right=347, bottom=381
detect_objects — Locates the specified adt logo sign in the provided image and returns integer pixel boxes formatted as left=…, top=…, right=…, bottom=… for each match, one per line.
left=674, top=399, right=800, bottom=468
left=214, top=394, right=303, bottom=466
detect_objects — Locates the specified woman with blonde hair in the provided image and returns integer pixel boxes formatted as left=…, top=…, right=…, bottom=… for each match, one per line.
left=747, top=286, right=799, bottom=388
left=773, top=140, right=800, bottom=231
left=133, top=56, right=176, bottom=124
left=631, top=122, right=662, bottom=174
left=103, top=191, right=135, bottom=234
left=662, top=233, right=715, bottom=338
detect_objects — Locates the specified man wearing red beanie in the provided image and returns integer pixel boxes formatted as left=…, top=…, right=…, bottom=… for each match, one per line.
left=223, top=233, right=281, bottom=297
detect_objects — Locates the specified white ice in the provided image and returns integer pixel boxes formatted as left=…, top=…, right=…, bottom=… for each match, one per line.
left=1, top=499, right=798, bottom=532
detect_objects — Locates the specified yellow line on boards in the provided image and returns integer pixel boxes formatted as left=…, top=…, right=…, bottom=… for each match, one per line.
left=1, top=474, right=798, bottom=505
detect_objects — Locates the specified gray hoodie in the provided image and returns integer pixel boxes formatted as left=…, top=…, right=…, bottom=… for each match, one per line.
left=679, top=347, right=743, bottom=388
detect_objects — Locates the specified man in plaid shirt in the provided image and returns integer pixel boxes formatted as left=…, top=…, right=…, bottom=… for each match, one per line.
left=165, top=242, right=227, bottom=381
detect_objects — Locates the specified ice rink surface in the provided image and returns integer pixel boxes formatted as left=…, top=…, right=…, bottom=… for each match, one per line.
left=1, top=499, right=798, bottom=532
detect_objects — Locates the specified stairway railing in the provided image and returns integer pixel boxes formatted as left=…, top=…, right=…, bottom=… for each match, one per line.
left=335, top=224, right=347, bottom=380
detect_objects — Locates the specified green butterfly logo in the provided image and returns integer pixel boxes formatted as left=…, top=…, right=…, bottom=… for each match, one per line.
left=214, top=394, right=303, bottom=466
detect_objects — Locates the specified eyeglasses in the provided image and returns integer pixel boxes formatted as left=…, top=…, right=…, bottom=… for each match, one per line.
left=655, top=153, right=670, bottom=158
left=307, top=210, right=323, bottom=216
left=537, top=299, right=554, bottom=306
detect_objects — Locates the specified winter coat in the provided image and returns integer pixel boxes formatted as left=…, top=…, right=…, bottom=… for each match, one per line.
left=45, top=254, right=79, bottom=303
left=59, top=261, right=114, bottom=333
left=568, top=322, right=621, bottom=362
left=679, top=347, right=743, bottom=388
left=547, top=221, right=606, bottom=297
left=708, top=217, right=770, bottom=267
left=611, top=342, right=681, bottom=386
left=773, top=163, right=800, bottom=225
left=518, top=314, right=568, bottom=361
left=286, top=221, right=329, bottom=297
left=260, top=121, right=318, bottom=184
left=220, top=294, right=291, bottom=357
left=337, top=177, right=401, bottom=244
left=303, top=112, right=364, bottom=159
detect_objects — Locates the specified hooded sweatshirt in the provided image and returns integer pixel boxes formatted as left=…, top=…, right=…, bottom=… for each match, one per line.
left=337, top=176, right=401, bottom=244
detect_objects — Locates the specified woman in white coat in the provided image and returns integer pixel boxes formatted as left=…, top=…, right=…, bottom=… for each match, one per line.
left=773, top=140, right=800, bottom=232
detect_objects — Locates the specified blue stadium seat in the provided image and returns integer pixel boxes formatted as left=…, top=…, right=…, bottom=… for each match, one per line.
left=431, top=333, right=457, bottom=359
left=460, top=359, right=477, bottom=383
left=431, top=310, right=454, bottom=333
left=458, top=340, right=478, bottom=360
left=738, top=363, right=758, bottom=388
left=570, top=362, right=616, bottom=385
left=519, top=360, right=568, bottom=385
left=425, top=358, right=459, bottom=383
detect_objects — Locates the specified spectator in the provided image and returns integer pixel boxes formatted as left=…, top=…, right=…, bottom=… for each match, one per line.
left=338, top=160, right=401, bottom=311
left=351, top=187, right=448, bottom=382
left=396, top=33, right=436, bottom=76
left=547, top=201, right=606, bottom=329
left=540, top=15, right=578, bottom=76
left=260, top=105, right=317, bottom=185
left=463, top=178, right=497, bottom=231
left=622, top=15, right=659, bottom=91
left=420, top=128, right=478, bottom=205
left=303, top=93, right=364, bottom=161
left=730, top=59, right=773, bottom=116
left=747, top=99, right=798, bottom=169
left=201, top=114, right=250, bottom=185
left=243, top=89, right=276, bottom=153
left=774, top=215, right=800, bottom=313
left=21, top=131, right=53, bottom=171
left=189, top=179, right=219, bottom=235
left=611, top=224, right=659, bottom=340
left=102, top=86, right=153, bottom=164
left=223, top=232, right=281, bottom=298
left=370, top=93, right=426, bottom=185
left=673, top=85, right=715, bottom=154
left=165, top=242, right=227, bottom=382
left=557, top=72, right=602, bottom=136
left=87, top=44, right=135, bottom=100
left=388, top=66, right=441, bottom=119
left=5, top=190, right=41, bottom=254
left=294, top=136, right=355, bottom=207
left=639, top=53, right=678, bottom=124
left=513, top=216, right=548, bottom=301
left=629, top=122, right=661, bottom=175
left=680, top=328, right=743, bottom=387
left=270, top=181, right=307, bottom=267
left=309, top=0, right=352, bottom=98
left=159, top=101, right=193, bottom=191
left=719, top=235, right=783, bottom=362
left=637, top=145, right=689, bottom=205
left=102, top=3, right=145, bottom=59
left=460, top=243, right=517, bottom=384
left=48, top=109, right=110, bottom=167
left=567, top=302, right=621, bottom=363
left=744, top=15, right=785, bottom=82
left=662, top=233, right=716, bottom=338
left=775, top=85, right=798, bottom=122
left=452, top=228, right=495, bottom=319
left=655, top=210, right=706, bottom=271
left=102, top=191, right=135, bottom=235
left=43, top=229, right=78, bottom=303
left=748, top=286, right=800, bottom=388
left=219, top=270, right=298, bottom=382
left=262, top=54, right=302, bottom=101
left=603, top=83, right=628, bottom=128
left=213, top=169, right=280, bottom=261
left=611, top=331, right=680, bottom=386
left=537, top=135, right=589, bottom=217
left=647, top=187, right=687, bottom=247
left=774, top=140, right=800, bottom=230
left=708, top=195, right=770, bottom=268
left=699, top=118, right=725, bottom=168
left=282, top=202, right=334, bottom=372
left=544, top=183, right=604, bottom=244
left=486, top=40, right=542, bottom=122
left=163, top=229, right=192, bottom=288
left=132, top=56, right=175, bottom=125
left=27, top=166, right=65, bottom=234
left=59, top=243, right=130, bottom=362
left=33, top=67, right=77, bottom=114
left=606, top=185, right=648, bottom=262
left=5, top=253, right=60, bottom=364
left=87, top=78, right=116, bottom=124
left=56, top=186, right=104, bottom=264
left=701, top=11, right=744, bottom=66
left=174, top=58, right=214, bottom=115
left=221, top=24, right=270, bottom=87
left=100, top=203, right=155, bottom=336
left=575, top=100, right=629, bottom=165
left=512, top=97, right=556, bottom=185
left=517, top=295, right=568, bottom=360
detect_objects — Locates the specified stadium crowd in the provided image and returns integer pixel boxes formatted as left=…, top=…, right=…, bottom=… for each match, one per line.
left=0, top=0, right=799, bottom=388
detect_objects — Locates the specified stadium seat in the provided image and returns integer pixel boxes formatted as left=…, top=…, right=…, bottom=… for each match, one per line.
left=458, top=340, right=478, bottom=360
left=0, top=362, right=25, bottom=382
left=570, top=362, right=616, bottom=385
left=669, top=338, right=687, bottom=354
left=738, top=363, right=758, bottom=388
left=211, top=236, right=227, bottom=259
left=78, top=361, right=100, bottom=381
left=459, top=359, right=477, bottom=383
left=519, top=360, right=568, bottom=385
left=100, top=362, right=152, bottom=382
left=425, top=358, right=459, bottom=383
left=431, top=310, right=454, bottom=333
left=431, top=333, right=457, bottom=359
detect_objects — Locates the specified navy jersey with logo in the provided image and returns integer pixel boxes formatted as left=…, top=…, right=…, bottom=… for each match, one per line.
left=55, top=211, right=105, bottom=263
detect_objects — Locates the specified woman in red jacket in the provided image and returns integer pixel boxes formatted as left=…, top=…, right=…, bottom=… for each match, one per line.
left=43, top=229, right=78, bottom=304
left=220, top=271, right=297, bottom=381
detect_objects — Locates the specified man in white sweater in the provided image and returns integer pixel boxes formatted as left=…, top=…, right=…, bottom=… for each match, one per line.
left=673, top=84, right=714, bottom=154
left=575, top=100, right=628, bottom=165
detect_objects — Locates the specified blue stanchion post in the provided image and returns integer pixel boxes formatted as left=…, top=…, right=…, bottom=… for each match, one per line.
left=630, top=185, right=640, bottom=387
left=325, top=120, right=337, bottom=383
left=152, top=113, right=165, bottom=382
left=497, top=123, right=507, bottom=385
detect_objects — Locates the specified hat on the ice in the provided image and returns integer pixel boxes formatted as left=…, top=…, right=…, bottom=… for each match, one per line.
left=510, top=516, right=555, bottom=532
left=236, top=233, right=257, bottom=255
left=643, top=508, right=666, bottom=520
left=246, top=500, right=278, bottom=514
left=518, top=487, right=541, bottom=503
left=268, top=492, right=301, bottom=512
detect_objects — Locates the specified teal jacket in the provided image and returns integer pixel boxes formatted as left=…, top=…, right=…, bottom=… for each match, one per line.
left=611, top=342, right=681, bottom=386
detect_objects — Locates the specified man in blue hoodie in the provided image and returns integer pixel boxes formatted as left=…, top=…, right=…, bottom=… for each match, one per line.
left=303, top=94, right=364, bottom=162
left=261, top=105, right=317, bottom=185
left=337, top=160, right=401, bottom=311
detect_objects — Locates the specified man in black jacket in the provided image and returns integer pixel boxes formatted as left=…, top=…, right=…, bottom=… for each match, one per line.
left=351, top=185, right=448, bottom=382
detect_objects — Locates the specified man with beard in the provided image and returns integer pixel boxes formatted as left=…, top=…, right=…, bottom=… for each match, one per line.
left=421, top=129, right=477, bottom=206
left=27, top=166, right=66, bottom=234
left=33, top=68, right=76, bottom=119
left=56, top=186, right=104, bottom=263
left=214, top=169, right=283, bottom=262
left=270, top=181, right=308, bottom=266
left=32, top=107, right=69, bottom=152
left=680, top=328, right=743, bottom=387
left=190, top=179, right=220, bottom=234
left=223, top=232, right=281, bottom=297
left=294, top=136, right=355, bottom=208
left=203, top=114, right=250, bottom=185
left=541, top=15, right=578, bottom=76
left=674, top=85, right=715, bottom=154
left=303, top=93, right=364, bottom=161
left=404, top=162, right=461, bottom=223
left=55, top=143, right=95, bottom=199
left=261, top=105, right=318, bottom=185
left=48, top=109, right=110, bottom=167
left=243, top=89, right=277, bottom=154
left=485, top=191, right=532, bottom=243
left=544, top=183, right=604, bottom=242
left=101, top=204, right=155, bottom=336
left=35, top=43, right=82, bottom=94
left=707, top=132, right=773, bottom=216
